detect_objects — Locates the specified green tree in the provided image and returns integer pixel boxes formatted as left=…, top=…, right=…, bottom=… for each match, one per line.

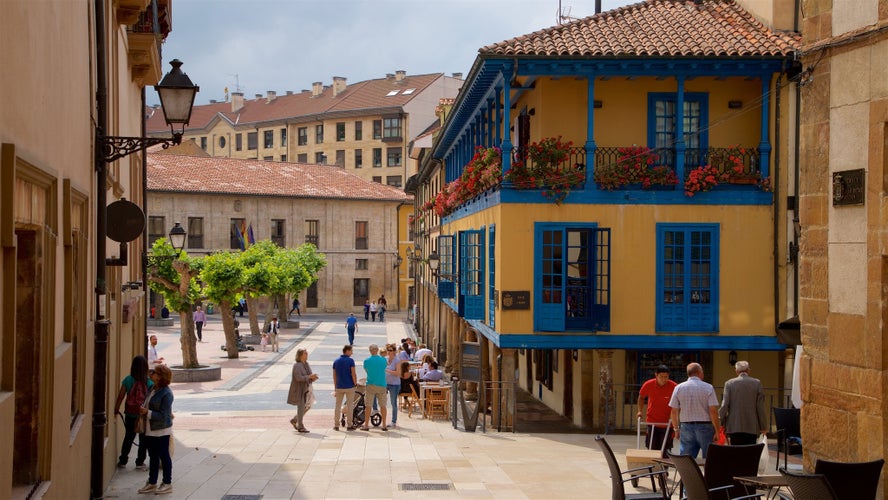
left=200, top=251, right=245, bottom=357
left=146, top=238, right=203, bottom=368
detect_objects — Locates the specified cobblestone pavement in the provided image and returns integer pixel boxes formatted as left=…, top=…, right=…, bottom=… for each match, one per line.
left=106, top=312, right=782, bottom=499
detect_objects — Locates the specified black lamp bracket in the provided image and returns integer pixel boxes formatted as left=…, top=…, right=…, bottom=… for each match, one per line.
left=97, top=129, right=182, bottom=163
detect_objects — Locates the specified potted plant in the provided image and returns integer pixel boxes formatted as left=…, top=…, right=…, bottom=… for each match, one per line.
left=594, top=146, right=678, bottom=190
left=505, top=137, right=583, bottom=203
left=684, top=164, right=721, bottom=196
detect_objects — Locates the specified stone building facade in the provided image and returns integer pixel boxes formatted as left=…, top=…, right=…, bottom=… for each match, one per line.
left=147, top=153, right=413, bottom=312
left=147, top=72, right=463, bottom=189
left=798, top=0, right=888, bottom=486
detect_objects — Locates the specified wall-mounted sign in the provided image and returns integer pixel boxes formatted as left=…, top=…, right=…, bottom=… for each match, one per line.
left=832, top=169, right=865, bottom=206
left=461, top=341, right=481, bottom=383
left=501, top=291, right=530, bottom=310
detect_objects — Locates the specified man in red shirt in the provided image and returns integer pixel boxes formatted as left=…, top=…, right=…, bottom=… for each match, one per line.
left=637, top=365, right=677, bottom=455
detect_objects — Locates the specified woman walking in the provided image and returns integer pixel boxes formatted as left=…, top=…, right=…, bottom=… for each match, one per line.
left=115, top=355, right=152, bottom=470
left=138, top=365, right=174, bottom=495
left=287, top=348, right=318, bottom=433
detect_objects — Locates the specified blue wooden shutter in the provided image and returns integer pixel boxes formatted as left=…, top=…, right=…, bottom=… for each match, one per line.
left=464, top=230, right=485, bottom=320
left=535, top=226, right=565, bottom=332
left=488, top=225, right=496, bottom=326
left=591, top=227, right=611, bottom=331
left=437, top=234, right=455, bottom=299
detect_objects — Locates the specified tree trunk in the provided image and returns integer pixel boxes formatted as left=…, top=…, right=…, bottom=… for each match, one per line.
left=247, top=295, right=260, bottom=335
left=220, top=299, right=239, bottom=359
left=178, top=309, right=199, bottom=368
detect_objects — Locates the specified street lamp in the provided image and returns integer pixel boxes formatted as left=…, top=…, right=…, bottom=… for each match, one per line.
left=98, top=59, right=199, bottom=162
left=146, top=222, right=188, bottom=267
left=428, top=251, right=440, bottom=274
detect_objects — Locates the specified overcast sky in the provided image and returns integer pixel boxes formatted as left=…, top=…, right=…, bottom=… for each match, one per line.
left=152, top=0, right=636, bottom=106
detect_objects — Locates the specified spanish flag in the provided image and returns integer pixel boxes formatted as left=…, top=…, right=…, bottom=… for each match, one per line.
left=240, top=220, right=249, bottom=248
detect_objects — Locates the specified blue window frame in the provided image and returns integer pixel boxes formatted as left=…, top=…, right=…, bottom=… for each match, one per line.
left=647, top=92, right=709, bottom=168
left=437, top=235, right=456, bottom=299
left=534, top=223, right=610, bottom=332
left=656, top=223, right=719, bottom=332
left=459, top=229, right=485, bottom=320
left=488, top=225, right=495, bottom=327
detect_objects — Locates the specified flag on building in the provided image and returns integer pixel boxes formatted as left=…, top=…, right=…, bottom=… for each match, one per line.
left=232, top=222, right=245, bottom=250
left=241, top=220, right=249, bottom=248
left=247, top=223, right=255, bottom=245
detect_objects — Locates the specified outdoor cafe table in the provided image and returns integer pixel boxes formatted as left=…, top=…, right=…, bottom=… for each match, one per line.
left=420, top=382, right=451, bottom=419
left=734, top=475, right=792, bottom=499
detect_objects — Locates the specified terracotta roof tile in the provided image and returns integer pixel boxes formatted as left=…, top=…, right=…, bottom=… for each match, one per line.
left=480, top=0, right=799, bottom=58
left=148, top=73, right=446, bottom=133
left=147, top=153, right=412, bottom=202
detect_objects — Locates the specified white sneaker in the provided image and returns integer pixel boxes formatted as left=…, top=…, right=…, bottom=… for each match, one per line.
left=155, top=483, right=172, bottom=495
left=134, top=463, right=148, bottom=471
left=138, top=483, right=156, bottom=494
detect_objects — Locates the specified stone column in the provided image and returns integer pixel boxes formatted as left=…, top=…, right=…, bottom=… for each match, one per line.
left=597, top=350, right=615, bottom=433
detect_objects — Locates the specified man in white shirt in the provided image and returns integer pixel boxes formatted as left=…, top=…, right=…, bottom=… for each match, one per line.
left=265, top=316, right=281, bottom=353
left=147, top=335, right=164, bottom=366
left=413, top=344, right=433, bottom=363
left=669, top=363, right=721, bottom=459
left=420, top=361, right=445, bottom=382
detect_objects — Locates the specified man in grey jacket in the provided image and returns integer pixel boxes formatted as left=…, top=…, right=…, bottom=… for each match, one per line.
left=718, top=360, right=767, bottom=445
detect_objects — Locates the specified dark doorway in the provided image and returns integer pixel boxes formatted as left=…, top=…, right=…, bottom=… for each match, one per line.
left=563, top=350, right=574, bottom=419
left=306, top=282, right=318, bottom=308
left=14, top=230, right=41, bottom=485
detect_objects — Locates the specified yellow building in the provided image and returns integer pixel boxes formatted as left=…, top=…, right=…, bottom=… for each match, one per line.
left=147, top=153, right=413, bottom=312
left=1, top=0, right=178, bottom=496
left=147, top=72, right=463, bottom=189
left=798, top=0, right=888, bottom=485
left=411, top=0, right=801, bottom=430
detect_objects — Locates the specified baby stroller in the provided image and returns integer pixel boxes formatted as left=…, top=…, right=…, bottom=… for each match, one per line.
left=340, top=383, right=383, bottom=428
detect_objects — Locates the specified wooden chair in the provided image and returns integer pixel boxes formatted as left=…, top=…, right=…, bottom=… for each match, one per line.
left=703, top=443, right=765, bottom=499
left=403, top=384, right=425, bottom=418
left=773, top=407, right=801, bottom=470
left=594, top=435, right=668, bottom=500
left=780, top=468, right=838, bottom=500
left=814, top=458, right=884, bottom=500
left=668, top=452, right=763, bottom=500
left=425, top=387, right=449, bottom=420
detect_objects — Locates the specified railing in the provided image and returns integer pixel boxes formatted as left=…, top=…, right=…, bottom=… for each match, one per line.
left=512, top=146, right=587, bottom=172
left=602, top=383, right=792, bottom=434
left=304, top=235, right=319, bottom=246
left=592, top=146, right=760, bottom=178
left=481, top=380, right=516, bottom=433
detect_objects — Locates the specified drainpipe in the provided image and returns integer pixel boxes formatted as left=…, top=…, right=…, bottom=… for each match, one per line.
left=142, top=87, right=149, bottom=357
left=91, top=0, right=111, bottom=496
left=773, top=74, right=782, bottom=338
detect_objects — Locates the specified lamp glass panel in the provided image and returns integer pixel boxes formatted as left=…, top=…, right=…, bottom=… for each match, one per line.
left=158, top=87, right=197, bottom=124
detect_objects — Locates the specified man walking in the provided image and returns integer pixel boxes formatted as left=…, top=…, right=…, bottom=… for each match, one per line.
left=719, top=360, right=767, bottom=445
left=289, top=297, right=301, bottom=317
left=361, top=344, right=389, bottom=431
left=669, top=362, right=721, bottom=459
left=332, top=345, right=357, bottom=431
left=636, top=364, right=677, bottom=455
left=265, top=316, right=281, bottom=353
left=147, top=335, right=164, bottom=366
left=345, top=313, right=358, bottom=345
left=193, top=305, right=206, bottom=342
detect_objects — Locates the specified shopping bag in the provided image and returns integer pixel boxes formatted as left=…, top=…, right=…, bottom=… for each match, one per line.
left=758, top=433, right=769, bottom=474
left=716, top=427, right=727, bottom=445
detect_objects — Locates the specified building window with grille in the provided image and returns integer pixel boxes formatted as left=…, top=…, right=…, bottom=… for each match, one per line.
left=386, top=176, right=402, bottom=188
left=372, top=120, right=382, bottom=140
left=148, top=216, right=165, bottom=246
left=336, top=150, right=345, bottom=166
left=354, top=121, right=362, bottom=140
left=373, top=148, right=382, bottom=167
left=187, top=217, right=204, bottom=249
left=383, top=117, right=402, bottom=140
left=270, top=219, right=285, bottom=247
left=247, top=132, right=258, bottom=150
left=297, top=153, right=307, bottom=163
left=353, top=278, right=369, bottom=306
left=264, top=130, right=274, bottom=148
left=372, top=176, right=382, bottom=183
left=236, top=133, right=243, bottom=151
left=230, top=218, right=245, bottom=249
left=305, top=219, right=319, bottom=246
left=656, top=223, right=719, bottom=332
left=336, top=122, right=346, bottom=141
left=280, top=155, right=287, bottom=162
left=280, top=127, right=287, bottom=146
left=387, top=147, right=402, bottom=167
left=315, top=152, right=326, bottom=164
left=355, top=149, right=363, bottom=168
left=355, top=221, right=368, bottom=250
left=298, top=127, right=308, bottom=146
left=356, top=259, right=368, bottom=270
left=315, top=124, right=324, bottom=143
left=200, top=137, right=207, bottom=150
left=263, top=156, right=273, bottom=161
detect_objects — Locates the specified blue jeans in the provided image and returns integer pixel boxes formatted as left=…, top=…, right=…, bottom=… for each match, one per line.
left=679, top=422, right=715, bottom=459
left=347, top=328, right=355, bottom=345
left=118, top=414, right=147, bottom=466
left=145, top=434, right=172, bottom=485
left=387, top=384, right=401, bottom=424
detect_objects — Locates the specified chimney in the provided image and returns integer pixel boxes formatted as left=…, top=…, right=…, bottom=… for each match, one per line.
left=312, top=81, right=323, bottom=97
left=266, top=90, right=276, bottom=102
left=395, top=70, right=406, bottom=82
left=254, top=93, right=262, bottom=99
left=231, top=92, right=244, bottom=112
left=286, top=90, right=293, bottom=96
left=332, top=76, right=347, bottom=97
left=386, top=73, right=395, bottom=80
left=452, top=72, right=463, bottom=79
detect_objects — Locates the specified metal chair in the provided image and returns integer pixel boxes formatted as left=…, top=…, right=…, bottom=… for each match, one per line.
left=668, top=452, right=763, bottom=500
left=703, top=443, right=765, bottom=499
left=814, top=458, right=884, bottom=500
left=594, top=435, right=668, bottom=500
left=772, top=407, right=801, bottom=470
left=780, top=468, right=838, bottom=500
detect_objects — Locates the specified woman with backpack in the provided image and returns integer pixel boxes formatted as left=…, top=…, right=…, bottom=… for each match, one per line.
left=114, top=355, right=152, bottom=470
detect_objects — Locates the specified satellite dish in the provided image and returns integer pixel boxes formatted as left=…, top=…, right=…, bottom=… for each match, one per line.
left=107, top=198, right=145, bottom=243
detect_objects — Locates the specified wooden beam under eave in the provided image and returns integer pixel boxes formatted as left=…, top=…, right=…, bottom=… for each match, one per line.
left=116, top=0, right=152, bottom=25
left=127, top=32, right=162, bottom=86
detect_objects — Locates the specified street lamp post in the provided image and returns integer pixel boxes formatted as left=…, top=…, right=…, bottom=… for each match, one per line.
left=90, top=55, right=198, bottom=498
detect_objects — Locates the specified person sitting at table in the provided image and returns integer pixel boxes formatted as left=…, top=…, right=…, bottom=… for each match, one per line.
left=419, top=354, right=435, bottom=375
left=395, top=360, right=420, bottom=396
left=396, top=342, right=413, bottom=363
left=413, top=344, right=433, bottom=363
left=419, top=361, right=445, bottom=382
